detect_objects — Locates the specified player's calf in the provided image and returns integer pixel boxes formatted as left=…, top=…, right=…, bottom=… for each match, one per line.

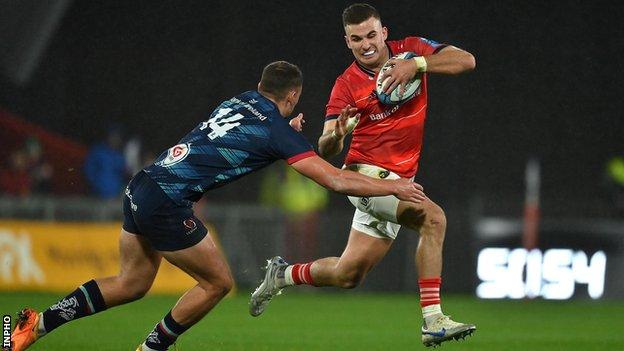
left=335, top=269, right=365, bottom=289
left=331, top=261, right=373, bottom=289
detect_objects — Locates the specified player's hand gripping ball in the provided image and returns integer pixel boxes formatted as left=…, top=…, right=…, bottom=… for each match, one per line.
left=376, top=51, right=422, bottom=105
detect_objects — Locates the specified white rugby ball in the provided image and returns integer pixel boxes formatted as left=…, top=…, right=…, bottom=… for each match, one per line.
left=376, top=51, right=422, bottom=105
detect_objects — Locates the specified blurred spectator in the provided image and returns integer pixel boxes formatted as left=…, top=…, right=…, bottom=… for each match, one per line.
left=124, top=135, right=143, bottom=175
left=23, top=137, right=53, bottom=193
left=0, top=137, right=53, bottom=197
left=0, top=150, right=32, bottom=196
left=260, top=163, right=329, bottom=260
left=84, top=126, right=128, bottom=199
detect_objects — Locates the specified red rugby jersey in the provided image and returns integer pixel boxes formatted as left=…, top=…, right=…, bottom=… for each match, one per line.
left=325, top=37, right=446, bottom=178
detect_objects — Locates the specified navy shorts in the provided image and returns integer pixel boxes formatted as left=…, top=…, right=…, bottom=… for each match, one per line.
left=122, top=171, right=207, bottom=251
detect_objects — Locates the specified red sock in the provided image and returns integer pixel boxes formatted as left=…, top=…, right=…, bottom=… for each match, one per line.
left=418, top=277, right=442, bottom=307
left=289, top=263, right=314, bottom=285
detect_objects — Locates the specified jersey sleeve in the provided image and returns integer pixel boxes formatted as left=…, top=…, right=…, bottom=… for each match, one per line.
left=404, top=36, right=447, bottom=56
left=267, top=117, right=316, bottom=164
left=325, top=77, right=354, bottom=120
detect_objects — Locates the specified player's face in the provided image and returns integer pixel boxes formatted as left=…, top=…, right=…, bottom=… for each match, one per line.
left=344, top=17, right=388, bottom=70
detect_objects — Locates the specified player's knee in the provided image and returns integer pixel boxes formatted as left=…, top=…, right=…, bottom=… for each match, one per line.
left=202, top=273, right=233, bottom=299
left=419, top=205, right=446, bottom=242
left=400, top=202, right=447, bottom=235
left=120, top=277, right=152, bottom=301
left=217, top=274, right=234, bottom=297
left=424, top=205, right=446, bottom=232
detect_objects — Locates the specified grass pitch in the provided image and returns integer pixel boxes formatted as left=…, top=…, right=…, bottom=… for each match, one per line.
left=1, top=291, right=623, bottom=350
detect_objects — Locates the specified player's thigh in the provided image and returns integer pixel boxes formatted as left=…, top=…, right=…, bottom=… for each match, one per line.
left=160, top=233, right=233, bottom=289
left=395, top=197, right=445, bottom=231
left=338, top=228, right=393, bottom=273
left=118, top=228, right=162, bottom=283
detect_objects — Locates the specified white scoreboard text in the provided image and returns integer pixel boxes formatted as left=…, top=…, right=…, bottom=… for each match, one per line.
left=476, top=248, right=606, bottom=300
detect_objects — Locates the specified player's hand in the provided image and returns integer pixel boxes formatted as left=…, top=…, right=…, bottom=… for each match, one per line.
left=379, top=58, right=418, bottom=97
left=333, top=105, right=360, bottom=139
left=289, top=113, right=305, bottom=132
left=392, top=178, right=426, bottom=203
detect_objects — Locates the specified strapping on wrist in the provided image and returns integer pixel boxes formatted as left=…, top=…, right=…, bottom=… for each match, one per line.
left=413, top=56, right=427, bottom=73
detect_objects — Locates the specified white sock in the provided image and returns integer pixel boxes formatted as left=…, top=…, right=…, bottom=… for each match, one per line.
left=37, top=313, right=47, bottom=337
left=283, top=266, right=295, bottom=286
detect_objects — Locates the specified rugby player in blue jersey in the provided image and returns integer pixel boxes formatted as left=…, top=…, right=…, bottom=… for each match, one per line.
left=10, top=61, right=426, bottom=351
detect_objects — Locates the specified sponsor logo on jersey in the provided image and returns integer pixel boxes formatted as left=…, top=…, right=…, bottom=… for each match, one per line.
left=183, top=218, right=197, bottom=235
left=160, top=143, right=191, bottom=167
left=125, top=186, right=138, bottom=211
left=229, top=97, right=267, bottom=120
left=370, top=104, right=401, bottom=121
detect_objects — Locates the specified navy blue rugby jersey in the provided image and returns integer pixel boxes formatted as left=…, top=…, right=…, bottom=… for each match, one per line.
left=144, top=90, right=315, bottom=205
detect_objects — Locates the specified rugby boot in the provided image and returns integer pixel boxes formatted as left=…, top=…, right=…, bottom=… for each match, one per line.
left=10, top=308, right=40, bottom=351
left=421, top=314, right=476, bottom=347
left=249, top=256, right=288, bottom=317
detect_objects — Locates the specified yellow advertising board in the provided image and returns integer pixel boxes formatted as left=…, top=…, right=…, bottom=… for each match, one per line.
left=0, top=221, right=229, bottom=294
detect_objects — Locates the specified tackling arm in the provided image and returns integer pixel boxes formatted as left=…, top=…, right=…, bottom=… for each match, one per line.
left=290, top=155, right=426, bottom=203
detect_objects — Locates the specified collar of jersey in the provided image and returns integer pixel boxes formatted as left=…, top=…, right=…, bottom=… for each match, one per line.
left=355, top=42, right=394, bottom=77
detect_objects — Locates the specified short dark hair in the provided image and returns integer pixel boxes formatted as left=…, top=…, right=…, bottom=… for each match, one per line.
left=258, top=61, right=303, bottom=99
left=342, top=3, right=380, bottom=27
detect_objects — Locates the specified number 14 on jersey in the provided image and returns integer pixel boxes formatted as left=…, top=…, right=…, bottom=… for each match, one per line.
left=200, top=108, right=244, bottom=140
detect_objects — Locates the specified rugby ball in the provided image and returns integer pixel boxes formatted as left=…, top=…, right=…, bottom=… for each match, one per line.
left=376, top=51, right=422, bottom=105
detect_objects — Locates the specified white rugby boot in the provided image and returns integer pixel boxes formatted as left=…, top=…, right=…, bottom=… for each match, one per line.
left=421, top=314, right=476, bottom=347
left=249, top=256, right=288, bottom=317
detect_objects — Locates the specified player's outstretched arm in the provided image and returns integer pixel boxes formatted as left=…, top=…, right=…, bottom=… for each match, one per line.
left=423, top=45, right=475, bottom=75
left=318, top=105, right=360, bottom=159
left=290, top=155, right=426, bottom=203
left=380, top=46, right=476, bottom=95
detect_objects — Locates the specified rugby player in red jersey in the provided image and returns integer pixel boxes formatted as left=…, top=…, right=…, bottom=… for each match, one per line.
left=250, top=3, right=476, bottom=347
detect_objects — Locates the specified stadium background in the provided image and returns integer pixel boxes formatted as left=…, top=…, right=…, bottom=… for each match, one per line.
left=1, top=1, right=623, bottom=350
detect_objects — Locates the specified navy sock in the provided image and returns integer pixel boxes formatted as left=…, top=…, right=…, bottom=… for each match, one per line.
left=144, top=311, right=190, bottom=350
left=41, top=279, right=107, bottom=333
